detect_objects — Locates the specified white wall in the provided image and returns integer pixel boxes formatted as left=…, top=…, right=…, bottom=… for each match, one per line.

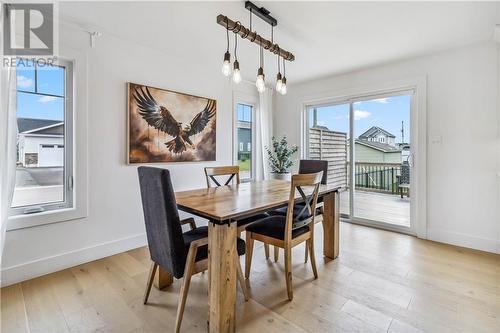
left=1, top=19, right=257, bottom=285
left=275, top=42, right=500, bottom=254
left=497, top=6, right=500, bottom=254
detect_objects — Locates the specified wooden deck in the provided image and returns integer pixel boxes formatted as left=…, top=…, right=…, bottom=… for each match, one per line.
left=340, top=190, right=410, bottom=227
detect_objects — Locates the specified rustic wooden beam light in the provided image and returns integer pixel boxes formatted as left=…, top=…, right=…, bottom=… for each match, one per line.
left=216, top=14, right=295, bottom=62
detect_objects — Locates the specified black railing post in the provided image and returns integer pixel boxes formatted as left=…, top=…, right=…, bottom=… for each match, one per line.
left=391, top=167, right=394, bottom=193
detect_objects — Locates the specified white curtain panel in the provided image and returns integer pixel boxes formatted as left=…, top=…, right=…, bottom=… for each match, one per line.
left=0, top=62, right=17, bottom=265
left=255, top=89, right=274, bottom=181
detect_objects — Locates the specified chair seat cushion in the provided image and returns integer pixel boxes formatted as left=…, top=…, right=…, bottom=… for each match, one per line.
left=236, top=213, right=269, bottom=227
left=183, top=226, right=245, bottom=261
left=245, top=216, right=310, bottom=240
left=268, top=204, right=321, bottom=217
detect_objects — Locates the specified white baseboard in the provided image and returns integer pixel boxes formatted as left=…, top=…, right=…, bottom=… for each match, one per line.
left=1, top=233, right=147, bottom=287
left=427, top=228, right=500, bottom=254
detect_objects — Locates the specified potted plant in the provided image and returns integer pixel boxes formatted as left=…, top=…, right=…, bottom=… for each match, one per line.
left=266, top=136, right=298, bottom=180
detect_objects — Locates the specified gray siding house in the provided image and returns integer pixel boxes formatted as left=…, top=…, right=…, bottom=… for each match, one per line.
left=354, top=126, right=402, bottom=163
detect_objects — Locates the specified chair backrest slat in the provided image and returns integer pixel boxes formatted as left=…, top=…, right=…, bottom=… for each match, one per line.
left=299, top=160, right=328, bottom=185
left=204, top=166, right=240, bottom=188
left=285, top=171, right=323, bottom=242
left=137, top=167, right=186, bottom=279
left=294, top=186, right=312, bottom=224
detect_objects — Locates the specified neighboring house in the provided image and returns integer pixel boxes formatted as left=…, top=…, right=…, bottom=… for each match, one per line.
left=237, top=120, right=251, bottom=160
left=17, top=118, right=64, bottom=167
left=354, top=126, right=402, bottom=163
left=398, top=142, right=411, bottom=162
left=358, top=126, right=397, bottom=147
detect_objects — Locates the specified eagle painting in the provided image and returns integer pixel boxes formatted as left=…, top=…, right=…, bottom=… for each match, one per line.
left=128, top=83, right=217, bottom=163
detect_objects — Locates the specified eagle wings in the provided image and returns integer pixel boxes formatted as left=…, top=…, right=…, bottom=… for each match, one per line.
left=133, top=86, right=216, bottom=154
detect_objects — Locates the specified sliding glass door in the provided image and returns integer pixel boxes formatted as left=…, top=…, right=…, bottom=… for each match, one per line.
left=351, top=95, right=412, bottom=230
left=305, top=91, right=414, bottom=234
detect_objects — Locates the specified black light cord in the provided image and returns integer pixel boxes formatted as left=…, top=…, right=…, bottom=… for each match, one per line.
left=225, top=16, right=230, bottom=52
left=249, top=8, right=252, bottom=31
left=260, top=37, right=264, bottom=68
left=234, top=30, right=238, bottom=60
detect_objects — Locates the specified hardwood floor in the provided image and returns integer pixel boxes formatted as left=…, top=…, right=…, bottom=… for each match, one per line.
left=2, top=222, right=499, bottom=332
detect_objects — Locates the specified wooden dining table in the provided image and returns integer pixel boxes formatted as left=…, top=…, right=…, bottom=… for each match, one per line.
left=174, top=179, right=340, bottom=333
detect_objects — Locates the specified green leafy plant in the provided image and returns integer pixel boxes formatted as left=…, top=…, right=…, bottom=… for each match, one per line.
left=266, top=136, right=298, bottom=174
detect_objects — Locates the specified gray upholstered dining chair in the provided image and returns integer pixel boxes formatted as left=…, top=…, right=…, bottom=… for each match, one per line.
left=204, top=166, right=271, bottom=259
left=138, top=166, right=248, bottom=333
left=268, top=159, right=328, bottom=262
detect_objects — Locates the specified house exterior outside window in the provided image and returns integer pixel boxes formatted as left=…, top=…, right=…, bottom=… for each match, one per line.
left=236, top=103, right=253, bottom=180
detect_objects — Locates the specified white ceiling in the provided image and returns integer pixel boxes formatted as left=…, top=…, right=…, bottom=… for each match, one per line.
left=61, top=1, right=499, bottom=84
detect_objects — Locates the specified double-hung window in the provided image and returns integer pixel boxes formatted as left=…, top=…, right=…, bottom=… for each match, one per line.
left=11, top=58, right=74, bottom=216
left=236, top=102, right=254, bottom=180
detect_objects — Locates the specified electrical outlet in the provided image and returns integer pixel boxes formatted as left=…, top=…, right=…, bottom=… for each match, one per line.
left=430, top=135, right=442, bottom=144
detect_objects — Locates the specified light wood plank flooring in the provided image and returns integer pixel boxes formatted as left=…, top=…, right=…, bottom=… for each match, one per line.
left=2, top=223, right=499, bottom=332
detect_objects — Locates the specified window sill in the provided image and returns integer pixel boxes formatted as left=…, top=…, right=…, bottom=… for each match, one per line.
left=6, top=206, right=87, bottom=231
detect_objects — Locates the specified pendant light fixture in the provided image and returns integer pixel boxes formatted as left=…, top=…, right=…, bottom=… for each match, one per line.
left=280, top=57, right=287, bottom=95
left=232, top=26, right=242, bottom=84
left=256, top=37, right=265, bottom=93
left=218, top=2, right=295, bottom=93
left=221, top=17, right=231, bottom=77
left=275, top=50, right=283, bottom=91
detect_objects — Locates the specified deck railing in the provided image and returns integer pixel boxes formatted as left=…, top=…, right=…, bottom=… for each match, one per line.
left=308, top=128, right=404, bottom=195
left=348, top=162, right=401, bottom=194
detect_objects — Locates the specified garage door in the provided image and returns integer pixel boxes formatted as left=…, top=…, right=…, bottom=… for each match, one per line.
left=39, top=144, right=64, bottom=167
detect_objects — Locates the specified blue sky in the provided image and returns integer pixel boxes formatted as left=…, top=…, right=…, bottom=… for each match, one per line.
left=237, top=103, right=252, bottom=122
left=309, top=95, right=411, bottom=143
left=16, top=60, right=65, bottom=121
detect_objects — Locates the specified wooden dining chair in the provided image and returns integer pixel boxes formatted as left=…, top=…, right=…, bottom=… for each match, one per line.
left=268, top=160, right=328, bottom=262
left=138, top=166, right=249, bottom=333
left=204, top=165, right=241, bottom=188
left=204, top=166, right=271, bottom=259
left=245, top=171, right=323, bottom=301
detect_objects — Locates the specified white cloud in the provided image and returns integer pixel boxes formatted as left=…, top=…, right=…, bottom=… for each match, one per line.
left=372, top=98, right=389, bottom=104
left=17, top=75, right=33, bottom=88
left=38, top=96, right=58, bottom=103
left=317, top=121, right=326, bottom=126
left=354, top=110, right=371, bottom=120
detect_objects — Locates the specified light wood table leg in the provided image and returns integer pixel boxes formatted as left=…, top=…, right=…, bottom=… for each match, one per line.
left=154, top=266, right=173, bottom=290
left=322, top=191, right=339, bottom=259
left=208, top=222, right=237, bottom=333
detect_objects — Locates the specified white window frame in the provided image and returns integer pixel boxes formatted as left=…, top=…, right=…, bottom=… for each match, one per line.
left=10, top=58, right=73, bottom=216
left=233, top=91, right=258, bottom=182
left=7, top=47, right=88, bottom=231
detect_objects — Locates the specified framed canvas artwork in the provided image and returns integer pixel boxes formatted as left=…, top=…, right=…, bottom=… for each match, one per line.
left=127, top=82, right=216, bottom=163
